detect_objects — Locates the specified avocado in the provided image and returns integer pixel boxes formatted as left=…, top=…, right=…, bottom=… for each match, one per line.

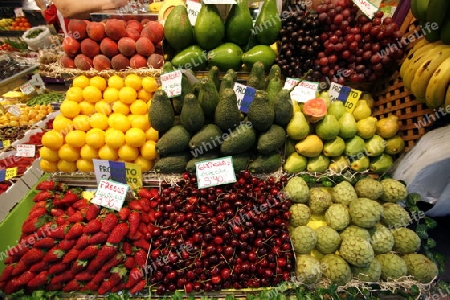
left=215, top=88, right=243, bottom=132
left=180, top=93, right=205, bottom=133
left=207, top=66, right=221, bottom=92
left=208, top=43, right=243, bottom=71
left=253, top=0, right=281, bottom=45
left=194, top=4, right=225, bottom=50
left=189, top=124, right=223, bottom=153
left=232, top=152, right=251, bottom=172
left=164, top=5, right=194, bottom=50
left=266, top=67, right=283, bottom=106
left=225, top=68, right=238, bottom=82
left=266, top=64, right=282, bottom=87
left=156, top=125, right=191, bottom=156
left=242, top=45, right=276, bottom=70
left=247, top=90, right=274, bottom=132
left=257, top=124, right=286, bottom=154
left=224, top=0, right=253, bottom=47
left=249, top=152, right=282, bottom=173
left=171, top=45, right=207, bottom=70
left=274, top=89, right=294, bottom=127
left=219, top=73, right=235, bottom=97
left=185, top=153, right=219, bottom=173
left=148, top=90, right=175, bottom=133
left=154, top=152, right=191, bottom=173
left=246, top=61, right=266, bottom=90
left=220, top=122, right=256, bottom=155
left=198, top=77, right=220, bottom=121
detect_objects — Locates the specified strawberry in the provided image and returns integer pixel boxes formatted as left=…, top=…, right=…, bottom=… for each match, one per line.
left=47, top=224, right=68, bottom=239
left=74, top=234, right=90, bottom=250
left=129, top=278, right=146, bottom=294
left=0, top=264, right=14, bottom=283
left=137, top=188, right=153, bottom=199
left=68, top=211, right=84, bottom=223
left=71, top=259, right=88, bottom=274
left=118, top=207, right=130, bottom=221
left=11, top=260, right=27, bottom=276
left=150, top=200, right=159, bottom=208
left=27, top=270, right=49, bottom=289
left=66, top=206, right=76, bottom=216
left=129, top=200, right=143, bottom=210
left=100, top=253, right=125, bottom=272
left=65, top=222, right=84, bottom=239
left=15, top=270, right=35, bottom=287
left=109, top=270, right=124, bottom=286
left=140, top=212, right=151, bottom=225
left=85, top=257, right=104, bottom=273
left=28, top=207, right=48, bottom=219
left=107, top=222, right=129, bottom=243
left=33, top=190, right=53, bottom=202
left=21, top=216, right=48, bottom=234
left=63, top=279, right=81, bottom=292
left=50, top=270, right=73, bottom=285
left=128, top=230, right=143, bottom=240
left=62, top=248, right=81, bottom=264
left=148, top=209, right=156, bottom=222
left=92, top=269, right=109, bottom=284
left=22, top=248, right=46, bottom=265
left=3, top=256, right=15, bottom=264
left=134, top=249, right=147, bottom=267
left=83, top=218, right=102, bottom=234
left=48, top=263, right=68, bottom=275
left=56, top=215, right=68, bottom=225
left=58, top=238, right=77, bottom=251
left=124, top=257, right=136, bottom=269
left=128, top=211, right=140, bottom=236
left=78, top=245, right=99, bottom=260
left=72, top=198, right=89, bottom=210
left=3, top=278, right=20, bottom=294
left=133, top=238, right=150, bottom=251
left=30, top=200, right=47, bottom=210
left=59, top=190, right=80, bottom=205
left=7, top=244, right=28, bottom=258
left=50, top=208, right=65, bottom=217
left=75, top=270, right=94, bottom=281
left=43, top=247, right=65, bottom=263
left=125, top=267, right=143, bottom=288
left=88, top=232, right=108, bottom=244
left=36, top=180, right=57, bottom=190
left=46, top=282, right=62, bottom=291
left=122, top=242, right=132, bottom=255
left=33, top=237, right=55, bottom=248
left=30, top=261, right=48, bottom=273
left=101, top=213, right=119, bottom=233
left=97, top=244, right=118, bottom=262
left=80, top=280, right=99, bottom=292
left=98, top=282, right=111, bottom=295
left=138, top=223, right=149, bottom=236
left=111, top=282, right=126, bottom=293
left=85, top=204, right=100, bottom=221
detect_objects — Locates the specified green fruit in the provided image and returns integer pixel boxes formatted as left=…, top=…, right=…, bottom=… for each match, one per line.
left=215, top=88, right=242, bottom=132
left=241, top=45, right=276, bottom=70
left=315, top=226, right=341, bottom=254
left=194, top=4, right=225, bottom=50
left=369, top=223, right=394, bottom=254
left=369, top=154, right=393, bottom=173
left=248, top=152, right=282, bottom=173
left=148, top=89, right=175, bottom=133
left=315, top=115, right=340, bottom=140
left=349, top=198, right=383, bottom=228
left=295, top=135, right=323, bottom=158
left=273, top=89, right=294, bottom=127
left=198, top=77, right=220, bottom=120
left=345, top=136, right=365, bottom=156
left=295, top=255, right=322, bottom=284
left=290, top=203, right=311, bottom=227
left=325, top=204, right=350, bottom=231
left=208, top=65, right=221, bottom=91
left=253, top=0, right=281, bottom=45
left=381, top=203, right=411, bottom=228
left=328, top=101, right=346, bottom=119
left=189, top=124, right=222, bottom=153
left=163, top=5, right=194, bottom=50
left=219, top=73, right=235, bottom=97
left=247, top=90, right=274, bottom=132
left=180, top=93, right=204, bottom=133
left=185, top=153, right=219, bottom=173
left=339, top=112, right=357, bottom=139
left=391, top=228, right=421, bottom=254
left=340, top=236, right=374, bottom=268
left=403, top=254, right=439, bottom=283
left=291, top=226, right=317, bottom=254
left=256, top=124, right=286, bottom=154
left=356, top=116, right=377, bottom=139
left=354, top=177, right=384, bottom=200
left=352, top=258, right=381, bottom=282
left=246, top=61, right=266, bottom=90
left=224, top=0, right=253, bottom=47
left=380, top=178, right=408, bottom=203
left=308, top=187, right=332, bottom=215
left=364, top=135, right=386, bottom=156
left=320, top=254, right=352, bottom=286
left=384, top=135, right=405, bottom=155
left=208, top=43, right=243, bottom=71
left=307, top=155, right=330, bottom=173
left=332, top=181, right=357, bottom=206
left=376, top=253, right=407, bottom=281
left=266, top=68, right=283, bottom=106
left=156, top=125, right=191, bottom=156
left=154, top=152, right=191, bottom=173
left=323, top=136, right=346, bottom=157
left=232, top=152, right=251, bottom=172
left=171, top=45, right=207, bottom=70
left=350, top=155, right=370, bottom=172
left=286, top=111, right=310, bottom=140
left=283, top=152, right=307, bottom=173
left=283, top=176, right=309, bottom=203
left=220, top=122, right=256, bottom=155
left=340, top=226, right=370, bottom=241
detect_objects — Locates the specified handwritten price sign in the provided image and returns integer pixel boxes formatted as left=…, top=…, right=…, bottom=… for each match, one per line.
left=233, top=82, right=256, bottom=113
left=196, top=156, right=236, bottom=189
left=290, top=81, right=319, bottom=102
left=16, top=144, right=36, bottom=157
left=328, top=82, right=362, bottom=113
left=91, top=180, right=129, bottom=211
left=161, top=70, right=182, bottom=98
left=187, top=0, right=201, bottom=25
left=352, top=0, right=378, bottom=19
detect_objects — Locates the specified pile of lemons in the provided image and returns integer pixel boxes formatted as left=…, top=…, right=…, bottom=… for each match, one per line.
left=40, top=74, right=159, bottom=173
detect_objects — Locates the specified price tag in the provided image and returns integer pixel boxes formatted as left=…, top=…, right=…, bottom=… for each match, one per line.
left=20, top=82, right=36, bottom=95
left=109, top=161, right=127, bottom=184
left=5, top=168, right=16, bottom=180
left=30, top=74, right=45, bottom=89
left=161, top=70, right=182, bottom=98
left=8, top=105, right=21, bottom=117
left=203, top=0, right=236, bottom=4
left=91, top=179, right=129, bottom=211
left=344, top=89, right=362, bottom=113
left=328, top=82, right=343, bottom=101
left=16, top=144, right=36, bottom=157
left=125, top=162, right=143, bottom=190
left=93, top=159, right=112, bottom=183
left=283, top=78, right=301, bottom=90
left=290, top=81, right=319, bottom=102
left=352, top=0, right=379, bottom=19
left=328, top=83, right=362, bottom=113
left=233, top=82, right=256, bottom=113
left=0, top=140, right=11, bottom=149
left=187, top=0, right=202, bottom=26
left=196, top=156, right=236, bottom=189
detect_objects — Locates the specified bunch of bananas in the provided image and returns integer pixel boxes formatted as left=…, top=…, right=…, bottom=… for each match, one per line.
left=400, top=40, right=450, bottom=108
left=411, top=0, right=450, bottom=43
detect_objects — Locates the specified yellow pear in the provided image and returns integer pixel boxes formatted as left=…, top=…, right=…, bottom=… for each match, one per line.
left=376, top=115, right=399, bottom=139
left=295, top=135, right=323, bottom=157
left=356, top=116, right=377, bottom=139
left=352, top=100, right=372, bottom=121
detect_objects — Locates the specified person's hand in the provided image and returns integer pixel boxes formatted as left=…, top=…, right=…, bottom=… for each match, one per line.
left=35, top=0, right=48, bottom=11
left=111, top=0, right=128, bottom=8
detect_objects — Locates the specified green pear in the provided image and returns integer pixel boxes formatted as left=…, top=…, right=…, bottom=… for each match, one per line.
left=284, top=152, right=307, bottom=173
left=328, top=101, right=346, bottom=119
left=307, top=155, right=330, bottom=172
left=352, top=100, right=372, bottom=121
left=356, top=116, right=377, bottom=139
left=385, top=135, right=405, bottom=155
left=339, top=112, right=357, bottom=139
left=364, top=135, right=386, bottom=156
left=315, top=115, right=340, bottom=140
left=329, top=156, right=351, bottom=173
left=369, top=153, right=393, bottom=173
left=286, top=111, right=310, bottom=140
left=350, top=155, right=370, bottom=172
left=323, top=137, right=346, bottom=157
left=345, top=136, right=365, bottom=156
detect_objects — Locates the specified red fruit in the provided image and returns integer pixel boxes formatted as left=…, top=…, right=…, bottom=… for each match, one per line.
left=125, top=267, right=143, bottom=288
left=85, top=204, right=100, bottom=221
left=72, top=259, right=88, bottom=274
left=134, top=249, right=147, bottom=267
left=62, top=36, right=80, bottom=56
left=0, top=264, right=15, bottom=283
left=68, top=19, right=87, bottom=40
left=86, top=21, right=106, bottom=41
left=36, top=180, right=57, bottom=190
left=62, top=248, right=81, bottom=264
left=66, top=222, right=84, bottom=239
left=27, top=270, right=48, bottom=288
left=33, top=237, right=55, bottom=248
left=141, top=21, right=164, bottom=43
left=97, top=244, right=118, bottom=262
left=60, top=54, right=75, bottom=68
left=60, top=190, right=81, bottom=205
left=137, top=188, right=153, bottom=198
left=21, top=216, right=45, bottom=234
left=93, top=54, right=111, bottom=71
left=22, top=248, right=46, bottom=265
left=68, top=211, right=84, bottom=223
left=118, top=207, right=130, bottom=221
left=15, top=270, right=35, bottom=287
left=49, top=269, right=73, bottom=284
left=100, top=37, right=119, bottom=58
left=129, top=200, right=143, bottom=210
left=126, top=27, right=140, bottom=41
left=78, top=245, right=99, bottom=260
left=100, top=253, right=125, bottom=272
left=50, top=208, right=65, bottom=217
left=47, top=223, right=67, bottom=239
left=33, top=190, right=53, bottom=202
left=92, top=270, right=109, bottom=284
left=48, top=263, right=69, bottom=275
left=88, top=231, right=108, bottom=244
left=3, top=278, right=20, bottom=294
left=130, top=279, right=146, bottom=294
left=63, top=279, right=81, bottom=292
left=147, top=53, right=164, bottom=69
left=81, top=280, right=99, bottom=292
left=128, top=211, right=140, bottom=236
left=118, top=37, right=136, bottom=57
left=83, top=218, right=102, bottom=234
left=75, top=270, right=94, bottom=281
left=74, top=234, right=90, bottom=250
left=74, top=54, right=93, bottom=71
left=30, top=261, right=48, bottom=272
left=135, top=37, right=155, bottom=57
left=12, top=260, right=27, bottom=276
left=133, top=238, right=150, bottom=251
left=101, top=213, right=119, bottom=233
left=58, top=238, right=77, bottom=251
left=124, top=257, right=136, bottom=269
left=72, top=198, right=89, bottom=210
left=105, top=19, right=127, bottom=41
left=55, top=215, right=68, bottom=225
left=107, top=222, right=129, bottom=243
left=111, top=53, right=130, bottom=70
left=111, top=282, right=126, bottom=293
left=127, top=20, right=143, bottom=32
left=43, top=247, right=65, bottom=263
left=130, top=54, right=148, bottom=69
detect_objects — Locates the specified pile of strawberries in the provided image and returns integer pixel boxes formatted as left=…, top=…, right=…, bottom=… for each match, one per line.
left=0, top=180, right=161, bottom=295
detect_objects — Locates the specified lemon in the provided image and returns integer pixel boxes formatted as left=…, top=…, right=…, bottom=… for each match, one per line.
left=134, top=155, right=154, bottom=172
left=65, top=130, right=86, bottom=148
left=125, top=128, right=146, bottom=147
left=60, top=100, right=81, bottom=119
left=53, top=116, right=74, bottom=135
left=142, top=76, right=159, bottom=93
left=111, top=114, right=131, bottom=132
left=40, top=146, right=59, bottom=162
left=73, top=75, right=90, bottom=89
left=98, top=145, right=118, bottom=161
left=125, top=73, right=142, bottom=90
left=77, top=159, right=94, bottom=172
left=42, top=130, right=64, bottom=150
left=105, top=129, right=126, bottom=149
left=103, top=87, right=119, bottom=103
left=80, top=144, right=99, bottom=160
left=108, top=75, right=124, bottom=90
left=145, top=127, right=159, bottom=141
left=89, top=113, right=109, bottom=130
left=90, top=76, right=107, bottom=91
left=118, top=144, right=139, bottom=161
left=140, top=140, right=156, bottom=160
left=95, top=101, right=112, bottom=115
left=58, top=144, right=80, bottom=162
left=130, top=115, right=151, bottom=131
left=66, top=86, right=83, bottom=102
left=79, top=101, right=96, bottom=116
left=72, top=115, right=91, bottom=131
left=83, top=86, right=102, bottom=103
left=130, top=100, right=148, bottom=115
left=85, top=128, right=105, bottom=148
left=138, top=89, right=152, bottom=102
left=119, top=86, right=138, bottom=104
left=57, top=160, right=78, bottom=172
left=40, top=159, right=58, bottom=172
left=112, top=101, right=130, bottom=115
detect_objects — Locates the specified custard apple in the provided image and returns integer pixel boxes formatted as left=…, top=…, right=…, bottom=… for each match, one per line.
left=340, top=236, right=374, bottom=267
left=380, top=178, right=407, bottom=203
left=403, top=253, right=438, bottom=283
left=332, top=180, right=358, bottom=206
left=340, top=225, right=371, bottom=241
left=320, top=254, right=352, bottom=286
left=325, top=204, right=351, bottom=230
left=377, top=253, right=407, bottom=281
left=381, top=203, right=411, bottom=228
left=349, top=198, right=383, bottom=228
left=315, top=226, right=342, bottom=254
left=290, top=203, right=311, bottom=227
left=291, top=226, right=317, bottom=254
left=354, top=177, right=384, bottom=200
left=309, top=187, right=332, bottom=215
left=369, top=223, right=394, bottom=254
left=391, top=227, right=421, bottom=254
left=295, top=254, right=323, bottom=284
left=352, top=257, right=381, bottom=282
left=284, top=176, right=309, bottom=203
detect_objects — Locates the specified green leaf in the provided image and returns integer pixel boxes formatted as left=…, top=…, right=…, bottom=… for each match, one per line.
left=426, top=238, right=437, bottom=248
left=225, top=295, right=235, bottom=300
left=424, top=216, right=438, bottom=229
left=406, top=193, right=421, bottom=207
left=172, top=290, right=184, bottom=300
left=188, top=296, right=196, bottom=300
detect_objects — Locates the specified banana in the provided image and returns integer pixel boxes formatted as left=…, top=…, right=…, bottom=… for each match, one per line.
left=426, top=0, right=450, bottom=28
left=441, top=16, right=450, bottom=45
left=415, top=0, right=431, bottom=21
left=410, top=46, right=450, bottom=100
left=445, top=82, right=450, bottom=107
left=410, top=0, right=419, bottom=19
left=425, top=56, right=450, bottom=108
left=399, top=38, right=430, bottom=78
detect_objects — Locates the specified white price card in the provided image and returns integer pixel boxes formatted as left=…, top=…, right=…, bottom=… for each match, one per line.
left=20, top=82, right=36, bottom=95
left=16, top=144, right=36, bottom=157
left=233, top=82, right=256, bottom=113
left=161, top=70, right=183, bottom=98
left=328, top=82, right=343, bottom=101
left=7, top=105, right=21, bottom=117
left=91, top=179, right=129, bottom=211
left=187, top=0, right=202, bottom=26
left=283, top=78, right=301, bottom=90
left=196, top=156, right=237, bottom=189
left=352, top=0, right=379, bottom=19
left=290, top=81, right=319, bottom=102
left=93, top=159, right=112, bottom=183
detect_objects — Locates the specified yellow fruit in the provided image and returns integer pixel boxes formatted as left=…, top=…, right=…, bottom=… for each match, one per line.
left=40, top=146, right=59, bottom=162
left=125, top=128, right=146, bottom=147
left=65, top=130, right=86, bottom=148
left=94, top=101, right=112, bottom=115
left=66, top=86, right=83, bottom=102
left=98, top=145, right=118, bottom=161
left=130, top=100, right=148, bottom=115
left=134, top=155, right=154, bottom=172
left=90, top=76, right=107, bottom=91
left=83, top=86, right=103, bottom=103
left=57, top=160, right=78, bottom=172
left=138, top=89, right=152, bottom=102
left=60, top=100, right=81, bottom=119
left=85, top=128, right=106, bottom=148
left=105, top=129, right=126, bottom=148
left=130, top=115, right=151, bottom=131
left=119, top=86, right=138, bottom=104
left=79, top=101, right=96, bottom=116
left=140, top=140, right=156, bottom=160
left=112, top=101, right=130, bottom=115
left=42, top=131, right=64, bottom=150
left=40, top=159, right=58, bottom=172
left=118, top=144, right=139, bottom=161
left=80, top=144, right=99, bottom=160
left=108, top=75, right=124, bottom=90
left=77, top=159, right=94, bottom=172
left=89, top=113, right=109, bottom=130
left=103, top=87, right=119, bottom=103
left=145, top=127, right=159, bottom=141
left=52, top=116, right=73, bottom=135
left=73, top=75, right=90, bottom=89
left=111, top=114, right=131, bottom=132
left=142, top=77, right=159, bottom=93
left=58, top=144, right=80, bottom=162
left=125, top=74, right=142, bottom=90
left=72, top=115, right=91, bottom=131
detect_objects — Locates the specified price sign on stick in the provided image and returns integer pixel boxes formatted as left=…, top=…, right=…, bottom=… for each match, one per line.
left=196, top=156, right=236, bottom=189
left=187, top=0, right=202, bottom=25
left=0, top=167, right=17, bottom=181
left=16, top=144, right=36, bottom=157
left=125, top=162, right=143, bottom=190
left=290, top=81, right=319, bottom=102
left=283, top=78, right=301, bottom=90
left=91, top=179, right=129, bottom=211
left=161, top=70, right=182, bottom=98
left=352, top=0, right=379, bottom=19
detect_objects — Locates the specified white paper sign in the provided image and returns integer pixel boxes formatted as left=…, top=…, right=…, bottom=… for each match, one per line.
left=91, top=179, right=129, bottom=211
left=203, top=0, right=236, bottom=4
left=290, top=81, right=319, bottom=103
left=283, top=78, right=301, bottom=90
left=16, top=144, right=36, bottom=157
left=352, top=0, right=379, bottom=19
left=7, top=105, right=21, bottom=117
left=161, top=70, right=183, bottom=98
left=93, top=159, right=112, bottom=183
left=328, top=82, right=343, bottom=101
left=196, top=156, right=237, bottom=189
left=20, top=82, right=36, bottom=95
left=187, top=0, right=202, bottom=26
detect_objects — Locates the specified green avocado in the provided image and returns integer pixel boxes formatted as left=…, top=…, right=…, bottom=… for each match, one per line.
left=171, top=45, right=207, bottom=70
left=208, top=43, right=243, bottom=71
left=194, top=4, right=225, bottom=50
left=163, top=5, right=194, bottom=50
